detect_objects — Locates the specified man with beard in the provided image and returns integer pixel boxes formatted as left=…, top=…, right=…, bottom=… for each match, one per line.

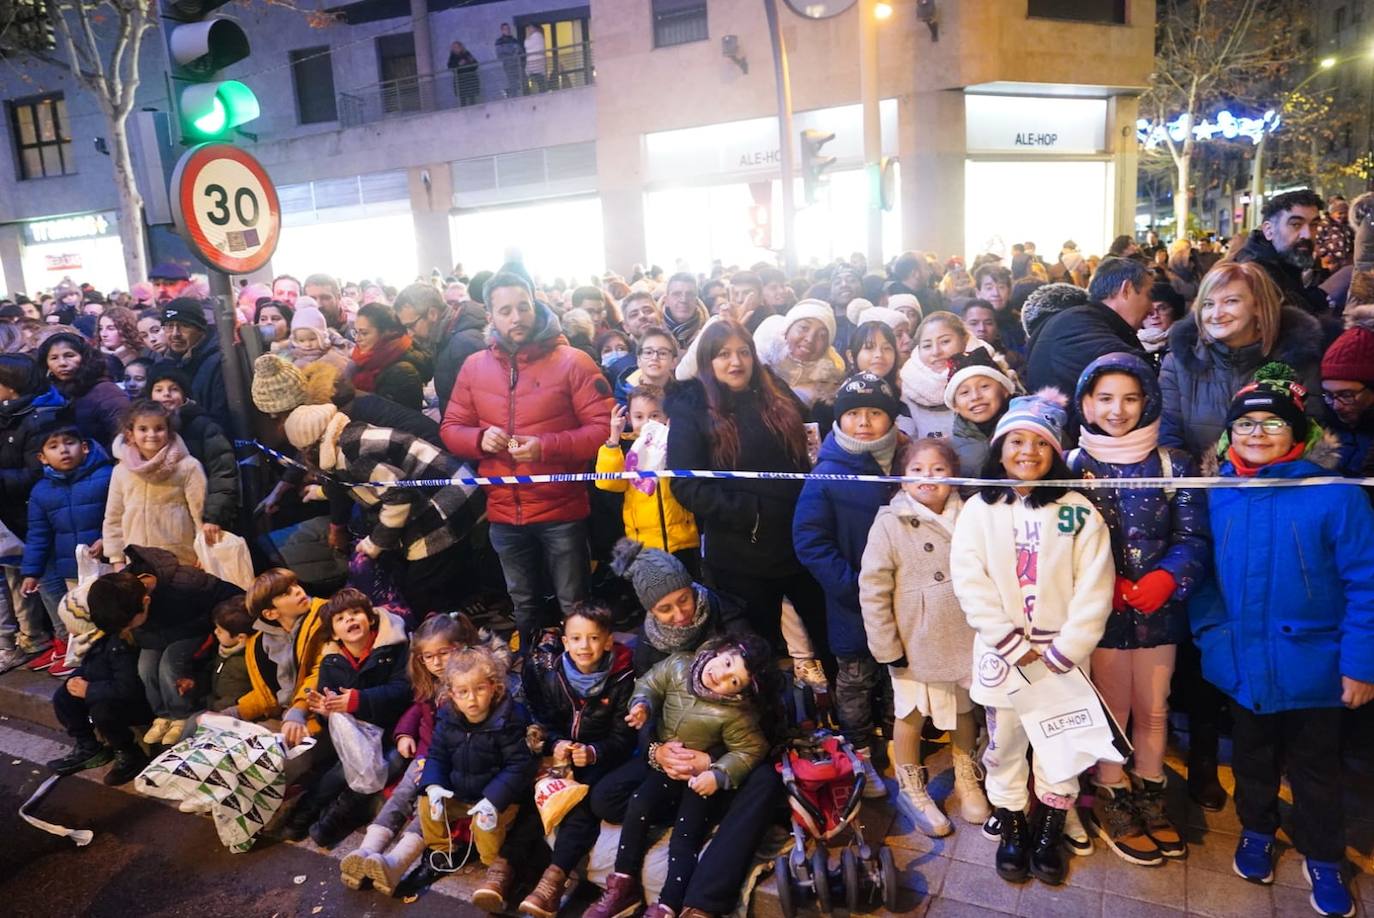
left=1236, top=189, right=1328, bottom=314
left=828, top=263, right=863, bottom=356
left=148, top=264, right=192, bottom=305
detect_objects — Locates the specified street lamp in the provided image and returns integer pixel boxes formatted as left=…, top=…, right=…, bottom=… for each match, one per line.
left=1320, top=56, right=1337, bottom=69
left=875, top=1, right=893, bottom=18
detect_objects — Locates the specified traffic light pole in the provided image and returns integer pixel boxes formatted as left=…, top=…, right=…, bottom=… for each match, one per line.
left=764, top=0, right=798, bottom=275
left=209, top=269, right=253, bottom=443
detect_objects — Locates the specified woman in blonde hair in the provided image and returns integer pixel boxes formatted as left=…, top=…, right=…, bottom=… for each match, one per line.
left=1159, top=260, right=1324, bottom=459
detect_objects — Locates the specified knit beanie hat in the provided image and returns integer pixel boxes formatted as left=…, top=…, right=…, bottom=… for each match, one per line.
left=252, top=353, right=306, bottom=414
left=834, top=371, right=904, bottom=423
left=161, top=297, right=209, bottom=332
left=284, top=402, right=339, bottom=450
left=1225, top=362, right=1309, bottom=440
left=993, top=388, right=1070, bottom=455
left=856, top=306, right=908, bottom=333
left=147, top=366, right=193, bottom=399
left=943, top=348, right=1016, bottom=409
left=886, top=293, right=921, bottom=318
left=845, top=297, right=876, bottom=327
left=1020, top=283, right=1090, bottom=339
left=292, top=302, right=326, bottom=331
left=1320, top=320, right=1374, bottom=384
left=609, top=538, right=694, bottom=610
left=786, top=299, right=838, bottom=344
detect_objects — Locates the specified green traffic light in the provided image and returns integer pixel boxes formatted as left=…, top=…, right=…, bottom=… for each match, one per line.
left=181, top=80, right=260, bottom=138
left=193, top=97, right=227, bottom=134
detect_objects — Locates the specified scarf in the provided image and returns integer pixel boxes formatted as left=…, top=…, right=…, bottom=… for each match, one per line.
left=1077, top=418, right=1161, bottom=465
left=1137, top=325, right=1169, bottom=354
left=1226, top=440, right=1306, bottom=476
left=643, top=585, right=711, bottom=654
left=561, top=650, right=613, bottom=698
left=689, top=641, right=749, bottom=705
left=664, top=304, right=705, bottom=349
left=900, top=355, right=951, bottom=409
left=831, top=422, right=899, bottom=474
left=351, top=333, right=414, bottom=392
left=114, top=432, right=190, bottom=483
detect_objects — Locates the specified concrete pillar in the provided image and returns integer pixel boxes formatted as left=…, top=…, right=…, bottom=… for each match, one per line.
left=902, top=89, right=965, bottom=257
left=597, top=133, right=646, bottom=275
left=0, top=224, right=26, bottom=295
left=409, top=164, right=453, bottom=277
left=1107, top=94, right=1140, bottom=239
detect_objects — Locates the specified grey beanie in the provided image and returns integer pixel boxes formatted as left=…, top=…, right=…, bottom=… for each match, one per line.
left=609, top=538, right=693, bottom=610
left=1020, top=282, right=1091, bottom=340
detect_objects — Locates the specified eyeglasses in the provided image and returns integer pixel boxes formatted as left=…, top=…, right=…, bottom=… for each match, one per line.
left=639, top=347, right=674, bottom=359
left=1322, top=386, right=1367, bottom=406
left=1230, top=418, right=1290, bottom=436
left=419, top=646, right=456, bottom=665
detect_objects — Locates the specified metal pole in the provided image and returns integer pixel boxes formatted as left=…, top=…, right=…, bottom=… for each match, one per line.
left=210, top=270, right=252, bottom=442
left=764, top=0, right=798, bottom=274
left=858, top=0, right=883, bottom=270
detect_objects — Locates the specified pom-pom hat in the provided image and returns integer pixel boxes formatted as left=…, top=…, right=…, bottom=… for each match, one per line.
left=993, top=388, right=1070, bottom=455
left=251, top=353, right=306, bottom=414
left=1225, top=362, right=1309, bottom=440
left=834, top=372, right=904, bottom=423
left=943, top=348, right=1016, bottom=409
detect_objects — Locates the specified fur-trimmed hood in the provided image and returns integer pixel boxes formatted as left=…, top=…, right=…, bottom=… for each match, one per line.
left=1201, top=427, right=1344, bottom=476
left=1345, top=302, right=1374, bottom=333
left=1167, top=305, right=1324, bottom=376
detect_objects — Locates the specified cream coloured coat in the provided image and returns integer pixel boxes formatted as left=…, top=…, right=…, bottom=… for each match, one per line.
left=102, top=434, right=206, bottom=566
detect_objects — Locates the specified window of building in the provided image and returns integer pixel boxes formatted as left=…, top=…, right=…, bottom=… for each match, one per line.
left=514, top=9, right=594, bottom=88
left=9, top=93, right=73, bottom=180
left=1335, top=6, right=1347, bottom=33
left=652, top=0, right=708, bottom=48
left=290, top=47, right=338, bottom=125
left=376, top=32, right=420, bottom=113
left=1027, top=0, right=1127, bottom=24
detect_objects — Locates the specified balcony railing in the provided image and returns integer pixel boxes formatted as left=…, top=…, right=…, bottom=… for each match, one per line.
left=338, top=43, right=594, bottom=128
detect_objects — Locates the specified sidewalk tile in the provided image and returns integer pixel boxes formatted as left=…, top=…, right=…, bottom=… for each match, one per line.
left=1272, top=882, right=1317, bottom=917
left=1186, top=865, right=1275, bottom=918
left=889, top=846, right=949, bottom=905
left=948, top=822, right=999, bottom=864
left=940, top=858, right=1022, bottom=913
left=1062, top=851, right=1113, bottom=891
left=927, top=896, right=1016, bottom=917
left=1015, top=879, right=1101, bottom=917
left=1101, top=892, right=1184, bottom=917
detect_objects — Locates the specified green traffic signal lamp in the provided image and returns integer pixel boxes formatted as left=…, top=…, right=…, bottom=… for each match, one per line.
left=180, top=81, right=260, bottom=139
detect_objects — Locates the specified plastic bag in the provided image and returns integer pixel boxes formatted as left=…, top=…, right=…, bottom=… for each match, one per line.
left=329, top=711, right=388, bottom=794
left=75, top=543, right=113, bottom=586
left=534, top=764, right=588, bottom=834
left=1005, top=661, right=1129, bottom=785
left=194, top=531, right=255, bottom=590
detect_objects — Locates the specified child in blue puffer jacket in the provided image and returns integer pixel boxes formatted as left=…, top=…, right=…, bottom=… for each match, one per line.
left=1191, top=364, right=1374, bottom=918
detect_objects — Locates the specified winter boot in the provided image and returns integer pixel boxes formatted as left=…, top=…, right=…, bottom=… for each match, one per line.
left=365, top=832, right=427, bottom=896
left=1131, top=773, right=1186, bottom=858
left=643, top=904, right=675, bottom=918
left=103, top=746, right=149, bottom=786
left=951, top=750, right=992, bottom=825
left=340, top=824, right=394, bottom=889
left=857, top=748, right=888, bottom=799
left=472, top=857, right=515, bottom=913
left=309, top=789, right=367, bottom=849
left=994, top=807, right=1031, bottom=882
left=1090, top=782, right=1163, bottom=866
left=519, top=864, right=569, bottom=918
left=585, top=871, right=644, bottom=918
left=896, top=763, right=951, bottom=837
left=142, top=717, right=172, bottom=746
left=1028, top=804, right=1069, bottom=885
left=793, top=658, right=829, bottom=691
left=47, top=739, right=112, bottom=775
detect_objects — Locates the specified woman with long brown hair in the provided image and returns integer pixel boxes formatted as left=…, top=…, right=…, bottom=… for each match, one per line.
left=664, top=319, right=830, bottom=667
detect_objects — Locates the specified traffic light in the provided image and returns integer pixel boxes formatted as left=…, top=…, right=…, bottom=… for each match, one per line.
left=800, top=129, right=836, bottom=204
left=162, top=0, right=259, bottom=142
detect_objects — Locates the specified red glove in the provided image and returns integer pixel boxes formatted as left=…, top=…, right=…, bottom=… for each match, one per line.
left=1128, top=570, right=1177, bottom=615
left=1113, top=576, right=1134, bottom=613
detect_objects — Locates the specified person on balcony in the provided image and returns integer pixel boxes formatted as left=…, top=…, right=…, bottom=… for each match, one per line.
left=495, top=23, right=522, bottom=99
left=524, top=24, right=547, bottom=94
left=448, top=41, right=480, bottom=106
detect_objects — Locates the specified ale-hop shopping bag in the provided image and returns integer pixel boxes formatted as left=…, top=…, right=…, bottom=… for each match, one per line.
left=1005, top=660, right=1129, bottom=785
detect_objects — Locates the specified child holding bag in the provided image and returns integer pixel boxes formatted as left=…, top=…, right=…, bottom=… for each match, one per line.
left=951, top=389, right=1114, bottom=887
left=860, top=437, right=989, bottom=838
left=102, top=400, right=206, bottom=567
left=1068, top=353, right=1208, bottom=865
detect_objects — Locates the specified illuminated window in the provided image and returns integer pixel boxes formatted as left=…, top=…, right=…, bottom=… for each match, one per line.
left=653, top=0, right=708, bottom=48
left=9, top=93, right=73, bottom=180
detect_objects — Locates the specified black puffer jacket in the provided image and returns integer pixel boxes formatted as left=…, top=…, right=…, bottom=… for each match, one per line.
left=315, top=608, right=412, bottom=729
left=433, top=301, right=488, bottom=414
left=1025, top=300, right=1145, bottom=398
left=156, top=333, right=232, bottom=435
left=0, top=381, right=64, bottom=539
left=176, top=401, right=239, bottom=529
left=126, top=544, right=243, bottom=651
left=665, top=376, right=809, bottom=575
left=523, top=642, right=637, bottom=767
left=1234, top=230, right=1330, bottom=315
left=419, top=693, right=538, bottom=809
left=77, top=633, right=146, bottom=708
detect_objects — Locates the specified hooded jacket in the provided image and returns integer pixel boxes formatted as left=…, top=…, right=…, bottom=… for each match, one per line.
left=156, top=332, right=232, bottom=435
left=420, top=693, right=538, bottom=809
left=792, top=431, right=899, bottom=657
left=440, top=301, right=614, bottom=526
left=238, top=595, right=329, bottom=730
left=61, top=379, right=129, bottom=451
left=316, top=607, right=412, bottom=729
left=127, top=544, right=243, bottom=652
left=176, top=401, right=239, bottom=529
left=595, top=435, right=699, bottom=555
left=77, top=631, right=146, bottom=709
left=1067, top=353, right=1210, bottom=649
left=22, top=440, right=114, bottom=579
left=522, top=642, right=637, bottom=768
left=1235, top=230, right=1329, bottom=314
left=102, top=433, right=206, bottom=566
left=1191, top=439, right=1374, bottom=713
left=0, top=383, right=64, bottom=539
left=1158, top=306, right=1324, bottom=459
left=1025, top=299, right=1146, bottom=399
left=433, top=299, right=488, bottom=414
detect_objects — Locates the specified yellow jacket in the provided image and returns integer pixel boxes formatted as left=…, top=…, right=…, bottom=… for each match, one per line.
left=596, top=441, right=699, bottom=554
left=238, top=597, right=329, bottom=732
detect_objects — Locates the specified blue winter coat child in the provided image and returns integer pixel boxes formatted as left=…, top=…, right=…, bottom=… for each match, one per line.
left=792, top=429, right=899, bottom=658
left=1068, top=353, right=1210, bottom=649
left=1190, top=437, right=1374, bottom=714
left=21, top=439, right=113, bottom=581
left=419, top=693, right=538, bottom=810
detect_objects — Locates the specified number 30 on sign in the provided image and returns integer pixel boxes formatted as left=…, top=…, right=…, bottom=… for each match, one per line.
left=170, top=144, right=281, bottom=274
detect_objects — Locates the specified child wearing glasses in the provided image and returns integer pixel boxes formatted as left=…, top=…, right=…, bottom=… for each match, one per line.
left=1192, top=363, right=1374, bottom=917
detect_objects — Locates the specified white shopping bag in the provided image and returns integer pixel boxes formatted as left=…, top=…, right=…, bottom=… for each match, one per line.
left=194, top=531, right=255, bottom=590
left=1005, top=661, right=1129, bottom=785
left=74, top=543, right=113, bottom=586
left=329, top=711, right=389, bottom=794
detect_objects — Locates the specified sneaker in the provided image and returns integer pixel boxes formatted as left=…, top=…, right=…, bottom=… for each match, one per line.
left=1063, top=806, right=1093, bottom=856
left=24, top=642, right=57, bottom=671
left=0, top=646, right=29, bottom=673
left=896, top=763, right=952, bottom=837
left=1303, top=859, right=1355, bottom=917
left=104, top=747, right=149, bottom=786
left=48, top=654, right=77, bottom=678
left=1232, top=830, right=1276, bottom=884
left=857, top=748, right=888, bottom=799
left=47, top=740, right=113, bottom=775
left=1090, top=783, right=1164, bottom=866
left=160, top=719, right=188, bottom=745
left=982, top=810, right=1002, bottom=841
left=142, top=718, right=172, bottom=745
left=1131, top=774, right=1186, bottom=858
left=793, top=658, right=829, bottom=691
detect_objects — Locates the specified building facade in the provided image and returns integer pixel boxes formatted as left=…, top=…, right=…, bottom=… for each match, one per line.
left=0, top=0, right=1153, bottom=293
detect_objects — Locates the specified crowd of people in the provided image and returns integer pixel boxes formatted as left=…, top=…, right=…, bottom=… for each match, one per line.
left=1, top=185, right=1373, bottom=917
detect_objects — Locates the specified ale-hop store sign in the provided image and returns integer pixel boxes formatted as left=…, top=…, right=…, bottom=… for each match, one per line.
left=22, top=211, right=117, bottom=245
left=965, top=95, right=1107, bottom=155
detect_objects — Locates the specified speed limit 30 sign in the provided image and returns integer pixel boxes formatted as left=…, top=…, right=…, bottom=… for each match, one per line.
left=170, top=143, right=281, bottom=274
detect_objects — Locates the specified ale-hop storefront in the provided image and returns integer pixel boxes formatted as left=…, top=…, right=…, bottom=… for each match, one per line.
left=16, top=210, right=127, bottom=294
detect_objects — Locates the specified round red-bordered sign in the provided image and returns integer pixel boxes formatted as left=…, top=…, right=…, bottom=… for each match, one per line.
left=170, top=143, right=281, bottom=274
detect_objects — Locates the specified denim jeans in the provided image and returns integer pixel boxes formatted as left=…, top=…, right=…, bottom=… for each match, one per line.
left=30, top=562, right=70, bottom=642
left=487, top=519, right=589, bottom=644
left=138, top=637, right=203, bottom=719
left=0, top=565, right=49, bottom=650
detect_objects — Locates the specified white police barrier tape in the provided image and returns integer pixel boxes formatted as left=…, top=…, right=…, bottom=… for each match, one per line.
left=234, top=439, right=1374, bottom=492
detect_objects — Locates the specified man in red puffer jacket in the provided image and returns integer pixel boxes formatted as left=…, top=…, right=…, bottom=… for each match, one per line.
left=441, top=269, right=613, bottom=646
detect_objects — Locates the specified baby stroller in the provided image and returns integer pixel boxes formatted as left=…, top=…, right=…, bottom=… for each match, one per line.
left=773, top=730, right=899, bottom=916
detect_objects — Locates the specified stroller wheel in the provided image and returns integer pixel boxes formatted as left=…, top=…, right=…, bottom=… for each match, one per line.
left=841, top=847, right=861, bottom=914
left=774, top=855, right=796, bottom=918
left=812, top=847, right=833, bottom=914
left=879, top=846, right=900, bottom=912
